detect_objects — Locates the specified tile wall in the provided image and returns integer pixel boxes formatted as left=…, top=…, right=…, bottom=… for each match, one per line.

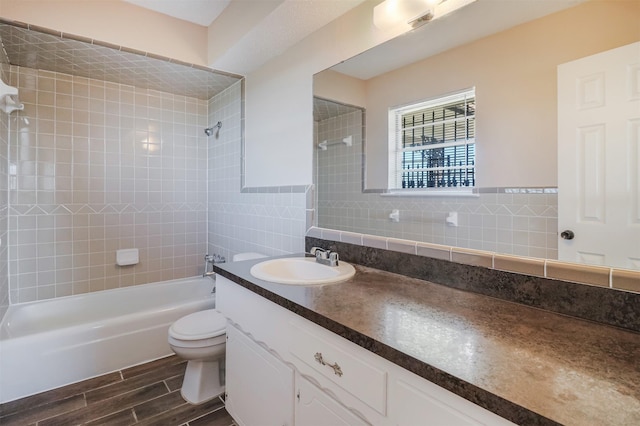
left=316, top=110, right=558, bottom=259
left=7, top=65, right=208, bottom=303
left=207, top=81, right=307, bottom=261
left=0, top=60, right=10, bottom=317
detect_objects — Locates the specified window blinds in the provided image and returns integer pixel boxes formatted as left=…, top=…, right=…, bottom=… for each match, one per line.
left=389, top=89, right=475, bottom=191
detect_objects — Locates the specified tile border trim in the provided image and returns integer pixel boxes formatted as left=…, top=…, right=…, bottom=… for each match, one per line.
left=359, top=186, right=559, bottom=195
left=240, top=185, right=309, bottom=194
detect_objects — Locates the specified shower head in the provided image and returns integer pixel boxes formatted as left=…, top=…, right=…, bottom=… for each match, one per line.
left=204, top=121, right=222, bottom=136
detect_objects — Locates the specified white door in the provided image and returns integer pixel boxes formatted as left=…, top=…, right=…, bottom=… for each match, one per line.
left=558, top=42, right=640, bottom=270
left=225, top=323, right=295, bottom=426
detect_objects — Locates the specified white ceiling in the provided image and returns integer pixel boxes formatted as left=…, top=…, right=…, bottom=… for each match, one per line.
left=123, top=0, right=585, bottom=78
left=124, top=0, right=367, bottom=75
left=210, top=0, right=367, bottom=75
left=124, top=0, right=233, bottom=27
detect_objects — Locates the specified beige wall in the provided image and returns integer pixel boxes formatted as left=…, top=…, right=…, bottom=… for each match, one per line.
left=314, top=69, right=367, bottom=107
left=243, top=0, right=403, bottom=187
left=0, top=0, right=208, bottom=66
left=361, top=0, right=640, bottom=188
left=206, top=0, right=285, bottom=67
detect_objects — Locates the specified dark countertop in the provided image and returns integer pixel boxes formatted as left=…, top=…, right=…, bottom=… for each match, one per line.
left=214, top=254, right=640, bottom=426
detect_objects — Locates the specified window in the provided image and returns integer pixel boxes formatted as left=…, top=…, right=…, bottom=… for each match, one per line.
left=388, top=88, right=475, bottom=193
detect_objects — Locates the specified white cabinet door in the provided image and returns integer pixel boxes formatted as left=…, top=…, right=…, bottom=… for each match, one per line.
left=296, top=374, right=370, bottom=426
left=388, top=368, right=515, bottom=426
left=225, top=323, right=295, bottom=426
left=558, top=41, right=640, bottom=269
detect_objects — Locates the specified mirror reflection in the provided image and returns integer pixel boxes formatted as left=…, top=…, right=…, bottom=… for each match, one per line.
left=313, top=0, right=640, bottom=270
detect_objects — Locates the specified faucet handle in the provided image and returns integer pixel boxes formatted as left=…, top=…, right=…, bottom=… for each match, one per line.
left=310, top=247, right=328, bottom=259
left=309, top=247, right=340, bottom=266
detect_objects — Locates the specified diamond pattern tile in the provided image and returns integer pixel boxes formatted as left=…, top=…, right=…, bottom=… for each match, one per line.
left=0, top=21, right=241, bottom=100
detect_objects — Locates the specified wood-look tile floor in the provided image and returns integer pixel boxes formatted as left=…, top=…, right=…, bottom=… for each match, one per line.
left=0, top=355, right=235, bottom=426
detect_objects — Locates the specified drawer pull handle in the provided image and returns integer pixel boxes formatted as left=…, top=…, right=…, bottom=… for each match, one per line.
left=314, top=352, right=343, bottom=377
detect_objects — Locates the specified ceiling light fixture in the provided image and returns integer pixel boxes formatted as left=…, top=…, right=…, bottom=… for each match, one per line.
left=373, top=0, right=477, bottom=30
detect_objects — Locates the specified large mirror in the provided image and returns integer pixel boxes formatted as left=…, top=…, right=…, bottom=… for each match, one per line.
left=313, top=0, right=640, bottom=270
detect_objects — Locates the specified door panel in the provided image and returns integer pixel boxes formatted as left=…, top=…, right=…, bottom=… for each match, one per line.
left=558, top=42, right=640, bottom=269
left=225, top=323, right=294, bottom=426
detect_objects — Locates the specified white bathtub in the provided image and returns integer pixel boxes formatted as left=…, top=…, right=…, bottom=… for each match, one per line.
left=0, top=276, right=216, bottom=403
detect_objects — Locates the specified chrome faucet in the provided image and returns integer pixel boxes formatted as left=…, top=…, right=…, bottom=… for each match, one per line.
left=203, top=253, right=226, bottom=278
left=203, top=254, right=216, bottom=278
left=310, top=247, right=339, bottom=267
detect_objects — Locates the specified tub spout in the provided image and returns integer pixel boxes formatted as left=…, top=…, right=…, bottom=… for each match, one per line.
left=203, top=254, right=215, bottom=278
left=203, top=253, right=225, bottom=278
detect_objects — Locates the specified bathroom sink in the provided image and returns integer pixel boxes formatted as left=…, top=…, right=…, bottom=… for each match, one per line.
left=249, top=257, right=356, bottom=285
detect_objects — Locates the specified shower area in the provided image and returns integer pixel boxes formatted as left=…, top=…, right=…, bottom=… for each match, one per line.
left=313, top=97, right=365, bottom=232
left=0, top=20, right=244, bottom=320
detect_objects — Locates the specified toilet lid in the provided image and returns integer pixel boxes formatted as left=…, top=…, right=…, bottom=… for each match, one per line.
left=169, top=309, right=226, bottom=340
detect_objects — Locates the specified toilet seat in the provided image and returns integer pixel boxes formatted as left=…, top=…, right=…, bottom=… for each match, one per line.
left=169, top=309, right=226, bottom=348
left=168, top=334, right=226, bottom=349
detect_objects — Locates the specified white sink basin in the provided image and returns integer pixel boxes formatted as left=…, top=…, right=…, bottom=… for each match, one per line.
left=249, top=257, right=356, bottom=285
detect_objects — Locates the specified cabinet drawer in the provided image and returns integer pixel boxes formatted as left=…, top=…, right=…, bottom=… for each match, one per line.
left=289, top=320, right=387, bottom=415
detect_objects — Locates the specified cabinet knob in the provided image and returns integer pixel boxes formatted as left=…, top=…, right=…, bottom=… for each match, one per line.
left=560, top=230, right=575, bottom=240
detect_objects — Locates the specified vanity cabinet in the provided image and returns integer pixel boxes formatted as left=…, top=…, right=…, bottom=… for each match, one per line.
left=217, top=276, right=515, bottom=426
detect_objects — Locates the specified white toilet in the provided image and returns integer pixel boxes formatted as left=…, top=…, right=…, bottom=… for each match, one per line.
left=168, top=252, right=266, bottom=405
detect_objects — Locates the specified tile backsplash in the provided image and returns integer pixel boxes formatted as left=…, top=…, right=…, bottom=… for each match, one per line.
left=7, top=65, right=209, bottom=302
left=308, top=226, right=640, bottom=294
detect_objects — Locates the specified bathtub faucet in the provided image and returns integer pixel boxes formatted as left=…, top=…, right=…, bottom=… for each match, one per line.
left=203, top=253, right=226, bottom=278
